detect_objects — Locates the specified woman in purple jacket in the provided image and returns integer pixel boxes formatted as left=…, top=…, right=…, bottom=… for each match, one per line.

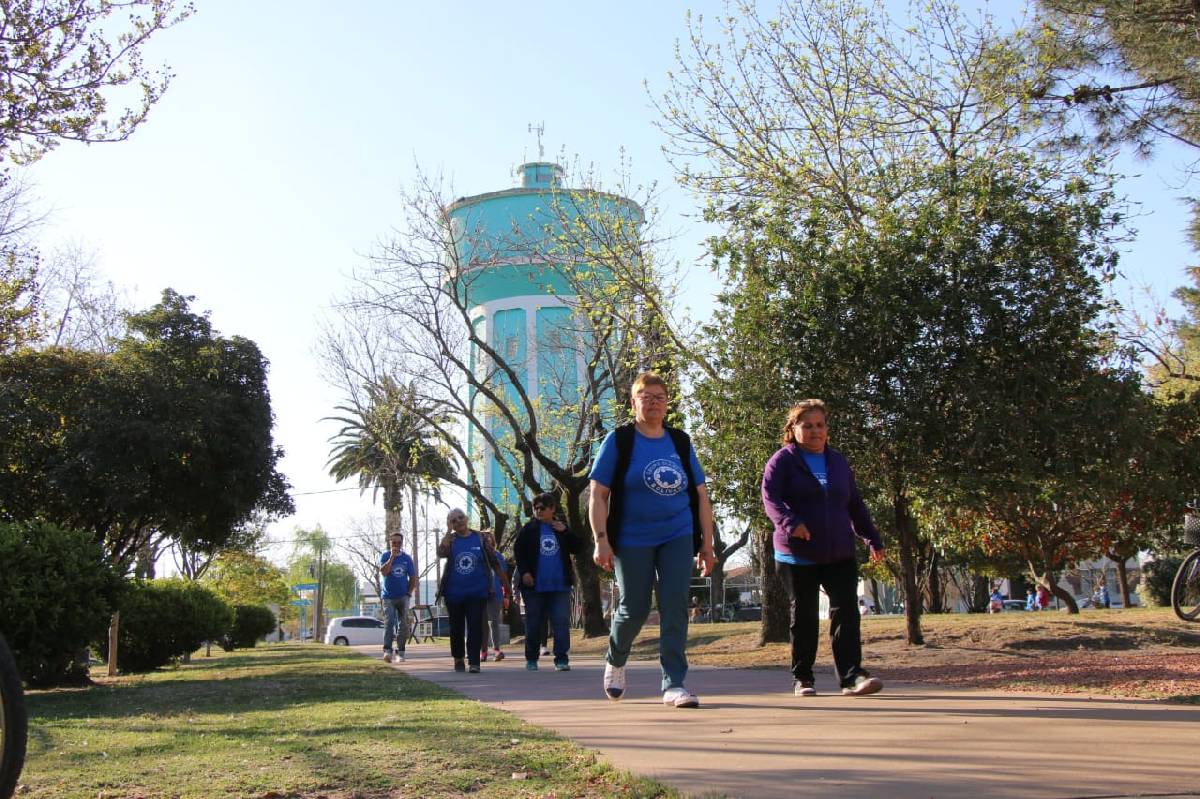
left=761, top=399, right=887, bottom=697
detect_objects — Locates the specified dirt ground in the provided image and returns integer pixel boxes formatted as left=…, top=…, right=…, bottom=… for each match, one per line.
left=564, top=606, right=1200, bottom=702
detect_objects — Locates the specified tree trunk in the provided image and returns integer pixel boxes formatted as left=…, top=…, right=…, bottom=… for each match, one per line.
left=566, top=483, right=608, bottom=637
left=758, top=527, right=790, bottom=644
left=1036, top=566, right=1079, bottom=613
left=927, top=548, right=943, bottom=613
left=384, top=479, right=403, bottom=539
left=107, top=611, right=119, bottom=676
left=894, top=494, right=925, bottom=644
left=709, top=562, right=726, bottom=621
left=1109, top=553, right=1132, bottom=608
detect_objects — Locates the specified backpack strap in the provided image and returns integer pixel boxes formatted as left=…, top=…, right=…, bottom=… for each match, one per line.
left=605, top=423, right=637, bottom=553
left=666, top=426, right=703, bottom=555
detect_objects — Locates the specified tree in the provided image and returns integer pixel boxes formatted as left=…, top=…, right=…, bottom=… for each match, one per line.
left=287, top=526, right=357, bottom=635
left=202, top=550, right=292, bottom=612
left=0, top=289, right=294, bottom=565
left=658, top=0, right=1121, bottom=642
left=326, top=376, right=455, bottom=541
left=991, top=1, right=1199, bottom=181
left=0, top=0, right=192, bottom=164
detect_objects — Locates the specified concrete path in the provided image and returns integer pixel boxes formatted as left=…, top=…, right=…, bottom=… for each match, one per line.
left=360, top=643, right=1199, bottom=799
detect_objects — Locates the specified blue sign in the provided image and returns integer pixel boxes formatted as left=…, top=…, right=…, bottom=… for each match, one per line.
left=291, top=582, right=318, bottom=592
left=291, top=598, right=312, bottom=606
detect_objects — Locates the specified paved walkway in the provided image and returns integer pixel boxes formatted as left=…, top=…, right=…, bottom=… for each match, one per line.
left=359, top=642, right=1199, bottom=799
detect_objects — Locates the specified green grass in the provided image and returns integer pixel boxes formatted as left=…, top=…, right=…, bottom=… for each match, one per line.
left=21, top=644, right=676, bottom=799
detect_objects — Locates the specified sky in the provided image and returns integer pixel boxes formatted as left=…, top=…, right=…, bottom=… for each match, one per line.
left=19, top=1, right=1197, bottom=573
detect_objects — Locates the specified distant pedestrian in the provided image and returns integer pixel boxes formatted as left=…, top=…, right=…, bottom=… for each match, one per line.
left=1099, top=582, right=1111, bottom=609
left=379, top=531, right=417, bottom=663
left=515, top=492, right=579, bottom=671
left=761, top=399, right=886, bottom=698
left=480, top=531, right=510, bottom=663
left=590, top=371, right=716, bottom=708
left=989, top=588, right=1004, bottom=614
left=1037, top=586, right=1051, bottom=610
left=1025, top=588, right=1038, bottom=611
left=436, top=508, right=498, bottom=674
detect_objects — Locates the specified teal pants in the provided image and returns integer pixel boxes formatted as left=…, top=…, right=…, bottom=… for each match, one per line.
left=606, top=532, right=692, bottom=691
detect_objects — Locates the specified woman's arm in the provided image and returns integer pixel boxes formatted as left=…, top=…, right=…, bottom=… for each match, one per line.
left=589, top=480, right=613, bottom=571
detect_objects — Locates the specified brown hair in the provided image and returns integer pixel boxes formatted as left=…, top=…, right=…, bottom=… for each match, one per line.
left=631, top=371, right=668, bottom=397
left=781, top=399, right=828, bottom=445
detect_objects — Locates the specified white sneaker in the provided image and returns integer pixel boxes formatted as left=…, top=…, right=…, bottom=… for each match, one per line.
left=383, top=652, right=393, bottom=663
left=395, top=652, right=405, bottom=662
left=541, top=646, right=551, bottom=656
left=662, top=687, right=700, bottom=708
left=603, top=663, right=626, bottom=701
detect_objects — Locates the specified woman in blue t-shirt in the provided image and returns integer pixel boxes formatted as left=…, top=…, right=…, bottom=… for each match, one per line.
left=436, top=508, right=496, bottom=673
left=588, top=372, right=715, bottom=708
left=514, top=491, right=579, bottom=671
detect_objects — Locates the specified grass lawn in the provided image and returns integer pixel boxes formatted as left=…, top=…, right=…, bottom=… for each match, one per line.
left=565, top=605, right=1200, bottom=702
left=20, top=644, right=675, bottom=799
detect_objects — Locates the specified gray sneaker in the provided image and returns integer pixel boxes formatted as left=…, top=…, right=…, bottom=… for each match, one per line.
left=794, top=680, right=817, bottom=696
left=841, top=674, right=883, bottom=696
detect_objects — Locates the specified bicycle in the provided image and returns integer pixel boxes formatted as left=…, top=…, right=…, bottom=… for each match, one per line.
left=1172, top=509, right=1200, bottom=622
left=0, top=633, right=27, bottom=799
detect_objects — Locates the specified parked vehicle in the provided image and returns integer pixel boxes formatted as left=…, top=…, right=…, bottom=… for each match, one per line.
left=324, top=616, right=385, bottom=646
left=1001, top=599, right=1027, bottom=611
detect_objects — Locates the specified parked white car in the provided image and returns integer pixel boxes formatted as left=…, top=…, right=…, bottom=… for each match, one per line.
left=323, top=615, right=385, bottom=646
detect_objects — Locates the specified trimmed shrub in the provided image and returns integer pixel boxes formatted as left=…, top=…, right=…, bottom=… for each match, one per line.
left=222, top=604, right=277, bottom=650
left=0, top=521, right=123, bottom=686
left=1141, top=555, right=1182, bottom=607
left=106, top=579, right=232, bottom=672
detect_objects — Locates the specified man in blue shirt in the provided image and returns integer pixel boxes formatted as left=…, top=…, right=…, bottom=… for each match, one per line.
left=379, top=532, right=417, bottom=663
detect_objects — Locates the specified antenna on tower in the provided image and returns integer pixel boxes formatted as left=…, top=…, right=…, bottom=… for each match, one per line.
left=528, top=121, right=545, bottom=159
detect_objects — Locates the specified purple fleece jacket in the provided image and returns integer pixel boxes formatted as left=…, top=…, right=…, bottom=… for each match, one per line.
left=761, top=444, right=883, bottom=564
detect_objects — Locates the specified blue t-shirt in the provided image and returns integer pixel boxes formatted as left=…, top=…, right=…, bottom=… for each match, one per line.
left=801, top=450, right=828, bottom=487
left=535, top=522, right=568, bottom=592
left=590, top=428, right=706, bottom=548
left=445, top=532, right=490, bottom=602
left=379, top=550, right=416, bottom=599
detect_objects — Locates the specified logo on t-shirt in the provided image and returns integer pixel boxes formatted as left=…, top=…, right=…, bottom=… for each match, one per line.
left=643, top=457, right=686, bottom=496
left=454, top=551, right=479, bottom=575
left=540, top=535, right=560, bottom=556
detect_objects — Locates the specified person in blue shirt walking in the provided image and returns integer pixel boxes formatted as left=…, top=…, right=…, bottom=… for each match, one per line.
left=379, top=531, right=417, bottom=663
left=436, top=508, right=497, bottom=673
left=480, top=530, right=511, bottom=663
left=589, top=372, right=716, bottom=708
left=515, top=491, right=579, bottom=672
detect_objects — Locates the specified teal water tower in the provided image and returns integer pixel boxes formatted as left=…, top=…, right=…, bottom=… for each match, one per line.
left=445, top=161, right=643, bottom=516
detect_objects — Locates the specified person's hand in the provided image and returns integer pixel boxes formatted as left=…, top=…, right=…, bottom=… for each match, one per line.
left=521, top=572, right=534, bottom=587
left=695, top=546, right=715, bottom=577
left=550, top=520, right=566, bottom=532
left=790, top=523, right=811, bottom=540
left=594, top=539, right=614, bottom=572
left=503, top=596, right=511, bottom=610
left=870, top=547, right=887, bottom=564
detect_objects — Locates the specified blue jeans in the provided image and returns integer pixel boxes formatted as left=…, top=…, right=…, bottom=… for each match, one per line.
left=607, top=532, right=692, bottom=691
left=383, top=596, right=410, bottom=653
left=522, top=589, right=571, bottom=664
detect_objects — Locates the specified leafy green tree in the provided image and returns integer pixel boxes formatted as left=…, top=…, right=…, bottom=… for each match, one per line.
left=326, top=377, right=455, bottom=541
left=0, top=0, right=192, bottom=164
left=0, top=289, right=293, bottom=566
left=221, top=605, right=278, bottom=650
left=104, top=578, right=232, bottom=672
left=287, top=527, right=357, bottom=636
left=202, top=550, right=292, bottom=617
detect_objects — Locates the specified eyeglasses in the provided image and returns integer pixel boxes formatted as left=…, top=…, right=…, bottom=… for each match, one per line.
left=636, top=393, right=668, bottom=403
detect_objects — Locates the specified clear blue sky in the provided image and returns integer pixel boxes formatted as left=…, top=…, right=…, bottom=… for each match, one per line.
left=20, top=1, right=1196, bottom=570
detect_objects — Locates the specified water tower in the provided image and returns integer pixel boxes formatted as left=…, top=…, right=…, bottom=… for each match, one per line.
left=445, top=160, right=643, bottom=515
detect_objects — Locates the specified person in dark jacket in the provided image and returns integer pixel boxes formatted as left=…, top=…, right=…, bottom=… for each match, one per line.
left=761, top=399, right=887, bottom=698
left=514, top=491, right=578, bottom=671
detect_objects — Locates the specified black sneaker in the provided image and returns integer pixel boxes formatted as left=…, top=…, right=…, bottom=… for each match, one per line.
left=794, top=680, right=817, bottom=697
left=453, top=658, right=466, bottom=673
left=468, top=663, right=480, bottom=673
left=841, top=674, right=883, bottom=696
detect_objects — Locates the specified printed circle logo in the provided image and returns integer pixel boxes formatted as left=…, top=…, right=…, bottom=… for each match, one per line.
left=643, top=458, right=686, bottom=496
left=454, top=551, right=478, bottom=575
left=540, top=536, right=560, bottom=556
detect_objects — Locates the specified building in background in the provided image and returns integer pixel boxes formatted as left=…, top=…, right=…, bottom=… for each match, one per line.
left=445, top=161, right=643, bottom=518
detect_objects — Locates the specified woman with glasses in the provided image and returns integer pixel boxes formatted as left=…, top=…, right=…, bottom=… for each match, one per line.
left=589, top=371, right=715, bottom=708
left=436, top=508, right=497, bottom=673
left=514, top=491, right=579, bottom=671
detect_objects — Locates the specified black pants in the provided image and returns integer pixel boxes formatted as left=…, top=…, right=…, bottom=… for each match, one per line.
left=446, top=597, right=486, bottom=666
left=778, top=558, right=865, bottom=687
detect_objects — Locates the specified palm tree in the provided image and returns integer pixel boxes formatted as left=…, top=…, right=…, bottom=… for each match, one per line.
left=325, top=378, right=456, bottom=542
